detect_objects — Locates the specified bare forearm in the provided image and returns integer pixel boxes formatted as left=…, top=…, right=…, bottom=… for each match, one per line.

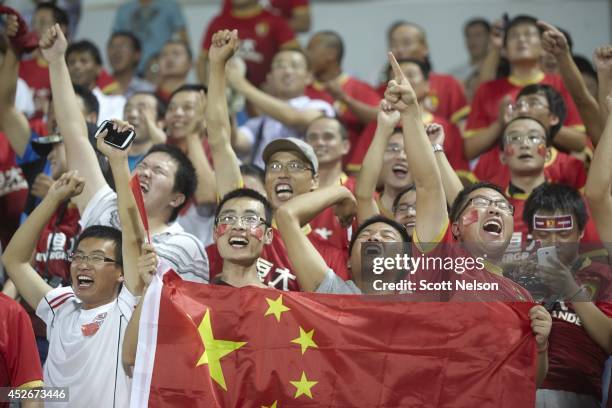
left=536, top=351, right=548, bottom=387
left=598, top=70, right=612, bottom=124
left=109, top=157, right=145, bottom=295
left=572, top=301, right=612, bottom=354
left=287, top=185, right=353, bottom=226
left=434, top=151, right=463, bottom=207
left=0, top=46, right=29, bottom=156
left=342, top=96, right=378, bottom=124
left=401, top=111, right=440, bottom=189
left=123, top=297, right=144, bottom=374
left=355, top=126, right=391, bottom=201
left=585, top=113, right=612, bottom=207
left=207, top=63, right=242, bottom=198
left=186, top=136, right=216, bottom=205
left=478, top=47, right=500, bottom=85
left=463, top=122, right=502, bottom=159
left=553, top=126, right=587, bottom=152
left=0, top=44, right=18, bottom=109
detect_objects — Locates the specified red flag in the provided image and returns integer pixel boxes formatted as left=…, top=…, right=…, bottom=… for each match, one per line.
left=130, top=174, right=150, bottom=242
left=0, top=6, right=39, bottom=54
left=132, top=270, right=537, bottom=407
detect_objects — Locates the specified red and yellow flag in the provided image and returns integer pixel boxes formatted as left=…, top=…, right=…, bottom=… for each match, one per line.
left=132, top=269, right=537, bottom=407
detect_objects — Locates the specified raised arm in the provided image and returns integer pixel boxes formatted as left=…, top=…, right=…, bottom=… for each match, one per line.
left=538, top=21, right=601, bottom=145
left=122, top=243, right=158, bottom=375
left=425, top=124, right=463, bottom=207
left=276, top=185, right=356, bottom=292
left=0, top=15, right=29, bottom=156
left=386, top=53, right=447, bottom=242
left=585, top=96, right=612, bottom=251
left=1, top=171, right=84, bottom=310
left=595, top=46, right=612, bottom=130
left=226, top=61, right=324, bottom=129
left=463, top=96, right=510, bottom=159
left=355, top=103, right=399, bottom=223
left=40, top=24, right=107, bottom=213
left=206, top=30, right=243, bottom=198
left=96, top=121, right=146, bottom=296
left=324, top=80, right=378, bottom=125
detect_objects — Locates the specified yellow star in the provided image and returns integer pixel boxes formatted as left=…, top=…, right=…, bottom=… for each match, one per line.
left=291, top=326, right=318, bottom=355
left=196, top=310, right=246, bottom=391
left=261, top=401, right=278, bottom=408
left=290, top=371, right=318, bottom=399
left=264, top=294, right=290, bottom=322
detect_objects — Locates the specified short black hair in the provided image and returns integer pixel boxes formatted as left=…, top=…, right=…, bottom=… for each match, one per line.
left=348, top=215, right=411, bottom=255
left=499, top=116, right=550, bottom=150
left=240, top=164, right=265, bottom=185
left=392, top=185, right=416, bottom=213
left=387, top=21, right=426, bottom=44
left=464, top=18, right=491, bottom=35
left=450, top=182, right=507, bottom=223
left=392, top=57, right=431, bottom=80
left=523, top=183, right=588, bottom=232
left=215, top=188, right=273, bottom=226
left=517, top=84, right=566, bottom=139
left=162, top=39, right=193, bottom=62
left=503, top=15, right=542, bottom=48
left=306, top=116, right=348, bottom=140
left=315, top=31, right=345, bottom=63
left=129, top=91, right=167, bottom=120
left=143, top=144, right=197, bottom=222
left=73, top=85, right=100, bottom=117
left=573, top=55, right=597, bottom=79
left=169, top=84, right=208, bottom=102
left=75, top=225, right=123, bottom=267
left=66, top=40, right=103, bottom=65
left=36, top=3, right=69, bottom=28
left=109, top=31, right=142, bottom=52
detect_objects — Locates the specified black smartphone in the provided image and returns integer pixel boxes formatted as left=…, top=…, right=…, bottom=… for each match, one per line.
left=94, top=120, right=136, bottom=150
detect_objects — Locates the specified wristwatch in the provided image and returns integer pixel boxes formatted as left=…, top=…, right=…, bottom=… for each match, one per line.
left=432, top=144, right=444, bottom=153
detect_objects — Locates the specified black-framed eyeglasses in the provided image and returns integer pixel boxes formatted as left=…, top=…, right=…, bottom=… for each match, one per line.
left=457, top=196, right=514, bottom=217
left=216, top=215, right=270, bottom=228
left=70, top=253, right=120, bottom=266
left=266, top=161, right=312, bottom=173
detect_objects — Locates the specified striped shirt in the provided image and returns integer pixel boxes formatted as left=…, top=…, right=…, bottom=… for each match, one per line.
left=80, top=185, right=209, bottom=283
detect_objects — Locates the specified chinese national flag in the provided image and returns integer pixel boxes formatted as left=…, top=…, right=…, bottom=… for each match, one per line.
left=132, top=269, right=537, bottom=407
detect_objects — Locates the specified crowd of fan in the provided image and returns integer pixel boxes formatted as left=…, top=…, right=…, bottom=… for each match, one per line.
left=0, top=0, right=611, bottom=407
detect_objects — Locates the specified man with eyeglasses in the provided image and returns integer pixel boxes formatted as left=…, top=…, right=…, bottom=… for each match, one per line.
left=464, top=14, right=585, bottom=182
left=474, top=83, right=587, bottom=192
left=204, top=29, right=349, bottom=292
left=384, top=52, right=551, bottom=384
left=2, top=171, right=140, bottom=407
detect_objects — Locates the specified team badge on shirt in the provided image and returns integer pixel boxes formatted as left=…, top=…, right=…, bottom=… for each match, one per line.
left=81, top=312, right=108, bottom=337
left=255, top=22, right=269, bottom=37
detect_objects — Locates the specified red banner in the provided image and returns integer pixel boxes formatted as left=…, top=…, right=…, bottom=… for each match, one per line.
left=137, top=271, right=537, bottom=407
left=129, top=174, right=150, bottom=243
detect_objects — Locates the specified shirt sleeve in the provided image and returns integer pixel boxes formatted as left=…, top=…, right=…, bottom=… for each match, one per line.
left=117, top=285, right=140, bottom=318
left=305, top=99, right=335, bottom=117
left=153, top=232, right=210, bottom=283
left=168, top=0, right=187, bottom=30
left=315, top=269, right=361, bottom=294
left=35, top=286, right=75, bottom=328
left=6, top=300, right=44, bottom=388
left=464, top=83, right=491, bottom=135
left=79, top=184, right=120, bottom=229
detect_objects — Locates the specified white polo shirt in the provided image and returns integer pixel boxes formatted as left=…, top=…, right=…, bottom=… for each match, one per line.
left=80, top=185, right=209, bottom=283
left=37, top=286, right=138, bottom=407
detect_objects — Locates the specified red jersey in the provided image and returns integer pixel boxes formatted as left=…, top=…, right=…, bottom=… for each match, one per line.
left=412, top=222, right=533, bottom=302
left=0, top=133, right=28, bottom=249
left=206, top=224, right=349, bottom=291
left=96, top=69, right=120, bottom=95
left=375, top=72, right=469, bottom=125
left=201, top=7, right=296, bottom=87
left=473, top=147, right=587, bottom=190
left=305, top=74, right=380, bottom=168
left=465, top=73, right=584, bottom=184
left=222, top=0, right=309, bottom=20
left=541, top=259, right=612, bottom=399
left=309, top=173, right=356, bottom=250
left=347, top=111, right=471, bottom=177
left=0, top=294, right=43, bottom=392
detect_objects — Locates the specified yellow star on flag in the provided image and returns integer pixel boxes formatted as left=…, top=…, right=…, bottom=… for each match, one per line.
left=261, top=401, right=278, bottom=408
left=290, top=371, right=318, bottom=399
left=196, top=310, right=246, bottom=391
left=264, top=294, right=290, bottom=322
left=291, top=326, right=318, bottom=355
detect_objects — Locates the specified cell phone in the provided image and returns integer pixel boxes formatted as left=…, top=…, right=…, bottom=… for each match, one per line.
left=94, top=120, right=136, bottom=150
left=537, top=246, right=558, bottom=268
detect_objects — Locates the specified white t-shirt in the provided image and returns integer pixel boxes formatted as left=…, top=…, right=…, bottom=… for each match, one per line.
left=36, top=286, right=138, bottom=408
left=80, top=185, right=210, bottom=283
left=92, top=87, right=126, bottom=126
left=239, top=95, right=335, bottom=167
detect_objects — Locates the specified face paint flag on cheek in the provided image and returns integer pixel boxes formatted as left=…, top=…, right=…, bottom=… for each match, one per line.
left=462, top=209, right=479, bottom=227
left=249, top=225, right=265, bottom=241
left=215, top=224, right=230, bottom=237
left=504, top=145, right=516, bottom=157
left=533, top=214, right=573, bottom=231
left=536, top=144, right=547, bottom=158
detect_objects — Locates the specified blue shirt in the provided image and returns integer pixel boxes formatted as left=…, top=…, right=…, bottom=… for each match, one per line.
left=112, top=0, right=187, bottom=73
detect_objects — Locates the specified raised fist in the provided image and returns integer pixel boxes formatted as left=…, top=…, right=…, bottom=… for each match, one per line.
left=47, top=170, right=85, bottom=202
left=38, top=23, right=67, bottom=63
